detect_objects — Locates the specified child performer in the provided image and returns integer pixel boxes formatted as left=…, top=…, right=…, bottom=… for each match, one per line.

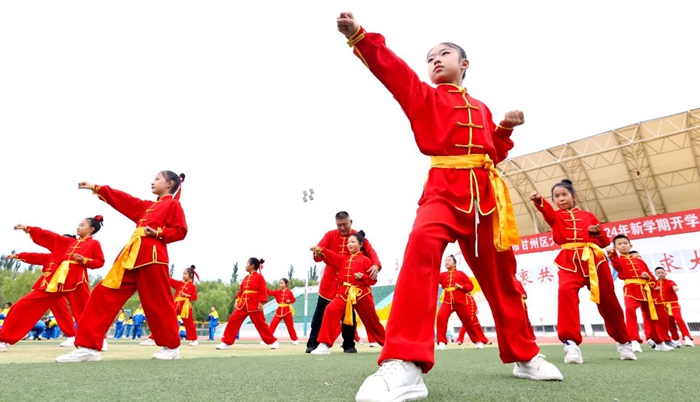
left=0, top=303, right=11, bottom=329
left=56, top=171, right=187, bottom=362
left=0, top=217, right=105, bottom=352
left=336, top=11, right=562, bottom=400
left=436, top=255, right=488, bottom=350
left=170, top=265, right=199, bottom=346
left=529, top=181, right=635, bottom=363
left=114, top=309, right=126, bottom=339
left=310, top=231, right=386, bottom=355
left=125, top=316, right=133, bottom=338
left=654, top=267, right=694, bottom=347
left=455, top=294, right=492, bottom=346
left=608, top=235, right=674, bottom=352
left=11, top=249, right=80, bottom=347
left=208, top=307, right=219, bottom=341
left=649, top=271, right=674, bottom=350
left=267, top=278, right=299, bottom=345
left=217, top=258, right=278, bottom=350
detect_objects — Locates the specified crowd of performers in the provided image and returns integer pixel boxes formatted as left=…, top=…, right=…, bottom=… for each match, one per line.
left=0, top=10, right=697, bottom=402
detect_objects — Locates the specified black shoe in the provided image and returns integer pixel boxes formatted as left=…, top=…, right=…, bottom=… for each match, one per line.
left=344, top=347, right=358, bottom=353
left=305, top=346, right=315, bottom=354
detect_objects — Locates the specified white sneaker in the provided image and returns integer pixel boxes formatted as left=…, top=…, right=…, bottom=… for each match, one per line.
left=655, top=342, right=674, bottom=352
left=216, top=342, right=230, bottom=350
left=563, top=343, right=583, bottom=364
left=55, top=347, right=102, bottom=363
left=684, top=336, right=695, bottom=347
left=152, top=347, right=180, bottom=360
left=59, top=337, right=75, bottom=348
left=101, top=339, right=108, bottom=351
left=292, top=340, right=299, bottom=345
left=189, top=340, right=198, bottom=346
left=617, top=343, right=637, bottom=360
left=0, top=342, right=8, bottom=352
left=270, top=341, right=279, bottom=350
left=140, top=338, right=156, bottom=346
left=631, top=340, right=643, bottom=353
left=647, top=339, right=656, bottom=349
left=259, top=341, right=266, bottom=345
left=310, top=343, right=330, bottom=355
left=436, top=342, right=446, bottom=350
left=475, top=342, right=484, bottom=349
left=368, top=342, right=380, bottom=348
left=358, top=340, right=364, bottom=345
left=513, top=354, right=564, bottom=381
left=355, top=359, right=427, bottom=402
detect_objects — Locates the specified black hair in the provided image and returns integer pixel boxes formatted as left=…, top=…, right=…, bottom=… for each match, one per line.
left=446, top=254, right=457, bottom=264
left=613, top=235, right=630, bottom=244
left=629, top=250, right=640, bottom=255
left=349, top=230, right=368, bottom=256
left=184, top=265, right=196, bottom=280
left=427, top=42, right=468, bottom=79
left=280, top=278, right=289, bottom=285
left=335, top=211, right=350, bottom=220
left=4, top=302, right=11, bottom=307
left=62, top=234, right=77, bottom=238
left=86, top=215, right=104, bottom=234
left=655, top=266, right=665, bottom=272
left=551, top=179, right=576, bottom=201
left=161, top=171, right=186, bottom=194
left=249, top=258, right=265, bottom=270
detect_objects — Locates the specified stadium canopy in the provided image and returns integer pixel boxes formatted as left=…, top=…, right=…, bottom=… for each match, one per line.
left=499, top=108, right=700, bottom=236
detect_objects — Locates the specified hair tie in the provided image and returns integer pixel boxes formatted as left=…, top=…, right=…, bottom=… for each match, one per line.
left=259, top=263, right=263, bottom=272
left=175, top=173, right=185, bottom=201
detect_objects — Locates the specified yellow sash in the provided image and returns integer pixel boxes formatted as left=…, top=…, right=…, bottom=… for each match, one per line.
left=45, top=260, right=78, bottom=292
left=439, top=287, right=456, bottom=303
left=102, top=227, right=146, bottom=289
left=342, top=282, right=363, bottom=325
left=561, top=242, right=603, bottom=304
left=278, top=303, right=295, bottom=315
left=664, top=302, right=674, bottom=316
left=174, top=296, right=191, bottom=319
left=624, top=279, right=658, bottom=320
left=430, top=154, right=520, bottom=251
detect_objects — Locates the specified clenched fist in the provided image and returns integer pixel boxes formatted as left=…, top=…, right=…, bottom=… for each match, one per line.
left=500, top=110, right=525, bottom=128
left=337, top=11, right=360, bottom=38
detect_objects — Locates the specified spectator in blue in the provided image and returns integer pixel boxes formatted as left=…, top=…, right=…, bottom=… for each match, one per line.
left=208, top=306, right=219, bottom=340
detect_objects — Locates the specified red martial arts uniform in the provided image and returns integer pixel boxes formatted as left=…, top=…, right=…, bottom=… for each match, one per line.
left=437, top=269, right=488, bottom=345
left=316, top=249, right=386, bottom=347
left=75, top=186, right=187, bottom=351
left=532, top=198, right=629, bottom=345
left=455, top=295, right=490, bottom=344
left=609, top=252, right=668, bottom=343
left=14, top=252, right=76, bottom=337
left=347, top=27, right=536, bottom=372
left=221, top=271, right=277, bottom=345
left=656, top=278, right=693, bottom=341
left=169, top=278, right=198, bottom=341
left=512, top=278, right=536, bottom=341
left=0, top=228, right=104, bottom=345
left=267, top=288, right=298, bottom=341
left=649, top=281, right=671, bottom=343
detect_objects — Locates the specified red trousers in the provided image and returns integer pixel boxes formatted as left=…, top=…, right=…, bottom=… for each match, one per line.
left=557, top=263, right=629, bottom=345
left=379, top=201, right=538, bottom=373
left=668, top=305, right=693, bottom=340
left=178, top=306, right=197, bottom=341
left=625, top=297, right=669, bottom=343
left=0, top=289, right=78, bottom=344
left=522, top=302, right=536, bottom=341
left=437, top=302, right=488, bottom=344
left=51, top=297, right=76, bottom=337
left=269, top=314, right=298, bottom=341
left=221, top=308, right=277, bottom=345
left=76, top=264, right=180, bottom=350
left=318, top=295, right=385, bottom=346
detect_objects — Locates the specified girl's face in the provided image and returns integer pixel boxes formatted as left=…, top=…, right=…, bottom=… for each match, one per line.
left=151, top=172, right=172, bottom=196
left=427, top=44, right=468, bottom=85
left=552, top=186, right=575, bottom=210
left=655, top=269, right=666, bottom=279
left=246, top=260, right=255, bottom=273
left=76, top=219, right=94, bottom=238
left=347, top=236, right=361, bottom=253
left=444, top=257, right=456, bottom=269
left=279, top=280, right=287, bottom=289
left=182, top=269, right=192, bottom=282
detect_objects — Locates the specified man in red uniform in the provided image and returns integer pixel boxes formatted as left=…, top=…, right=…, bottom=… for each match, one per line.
left=608, top=235, right=674, bottom=352
left=654, top=267, right=694, bottom=347
left=336, top=11, right=562, bottom=402
left=307, top=211, right=381, bottom=354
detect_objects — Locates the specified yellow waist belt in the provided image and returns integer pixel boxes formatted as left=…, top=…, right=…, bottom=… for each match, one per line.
left=174, top=296, right=192, bottom=319
left=439, top=287, right=456, bottom=303
left=277, top=303, right=295, bottom=315
left=103, top=227, right=146, bottom=289
left=664, top=302, right=676, bottom=316
left=430, top=154, right=520, bottom=252
left=342, top=282, right=365, bottom=326
left=561, top=242, right=604, bottom=304
left=623, top=279, right=658, bottom=320
left=45, top=260, right=78, bottom=292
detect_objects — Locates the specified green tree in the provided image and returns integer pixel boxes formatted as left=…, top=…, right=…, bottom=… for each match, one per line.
left=287, top=264, right=295, bottom=280
left=230, top=262, right=239, bottom=285
left=0, top=253, right=21, bottom=271
left=0, top=270, right=42, bottom=304
left=169, top=263, right=175, bottom=277
left=308, top=265, right=318, bottom=282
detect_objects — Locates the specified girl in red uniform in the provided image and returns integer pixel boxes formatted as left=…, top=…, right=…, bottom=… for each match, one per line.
left=217, top=258, right=279, bottom=350
left=170, top=265, right=199, bottom=346
left=310, top=231, right=386, bottom=355
left=267, top=278, right=299, bottom=345
left=436, top=255, right=488, bottom=350
left=529, top=180, right=635, bottom=364
left=56, top=171, right=187, bottom=362
left=654, top=267, right=694, bottom=347
left=336, top=11, right=562, bottom=401
left=0, top=217, right=105, bottom=352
